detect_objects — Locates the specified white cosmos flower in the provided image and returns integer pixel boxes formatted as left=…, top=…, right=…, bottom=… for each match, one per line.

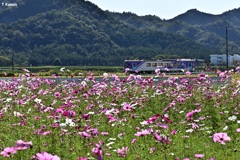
left=223, top=126, right=228, bottom=131
left=27, top=108, right=31, bottom=113
left=140, top=121, right=149, bottom=126
left=17, top=85, right=23, bottom=89
left=59, top=123, right=67, bottom=127
left=186, top=129, right=194, bottom=133
left=34, top=98, right=42, bottom=103
left=69, top=122, right=75, bottom=127
left=81, top=81, right=87, bottom=86
left=13, top=111, right=22, bottom=116
left=60, top=118, right=75, bottom=127
left=106, top=141, right=114, bottom=147
left=1, top=107, right=8, bottom=112
left=103, top=73, right=108, bottom=77
left=65, top=118, right=73, bottom=124
left=60, top=67, right=65, bottom=72
left=108, top=138, right=116, bottom=141
left=228, top=115, right=237, bottom=121
left=105, top=108, right=115, bottom=115
left=6, top=98, right=12, bottom=102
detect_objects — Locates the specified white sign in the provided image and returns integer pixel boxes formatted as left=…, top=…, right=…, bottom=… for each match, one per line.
left=1, top=2, right=18, bottom=7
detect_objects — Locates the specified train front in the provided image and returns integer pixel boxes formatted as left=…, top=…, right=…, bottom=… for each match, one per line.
left=123, top=60, right=144, bottom=73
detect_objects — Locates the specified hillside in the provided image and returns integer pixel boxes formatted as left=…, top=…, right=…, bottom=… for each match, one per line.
left=0, top=0, right=238, bottom=66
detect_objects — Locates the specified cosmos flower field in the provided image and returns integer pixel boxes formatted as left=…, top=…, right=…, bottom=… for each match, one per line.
left=0, top=69, right=240, bottom=160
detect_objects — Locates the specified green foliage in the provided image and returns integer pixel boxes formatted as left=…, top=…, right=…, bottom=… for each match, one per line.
left=0, top=56, right=11, bottom=66
left=0, top=0, right=238, bottom=66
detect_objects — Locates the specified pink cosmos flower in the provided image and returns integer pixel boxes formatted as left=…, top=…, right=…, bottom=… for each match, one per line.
left=78, top=132, right=91, bottom=138
left=42, top=131, right=51, bottom=136
left=101, top=132, right=109, bottom=136
left=1, top=147, right=17, bottom=157
left=131, top=138, right=136, bottom=144
left=186, top=109, right=201, bottom=121
left=164, top=68, right=169, bottom=71
left=125, top=68, right=130, bottom=73
left=34, top=152, right=60, bottom=160
left=146, top=114, right=161, bottom=124
left=122, top=103, right=134, bottom=111
left=155, top=68, right=161, bottom=76
left=195, top=154, right=204, bottom=158
left=236, top=128, right=240, bottom=132
left=153, top=132, right=170, bottom=144
left=92, top=141, right=103, bottom=160
left=54, top=92, right=61, bottom=98
left=186, top=71, right=191, bottom=76
left=170, top=129, right=177, bottom=135
left=22, top=68, right=30, bottom=73
left=158, top=123, right=168, bottom=129
left=161, top=72, right=166, bottom=77
left=162, top=115, right=172, bottom=124
left=117, top=147, right=129, bottom=157
left=134, top=130, right=151, bottom=136
left=219, top=72, right=226, bottom=78
left=150, top=147, right=155, bottom=154
left=213, top=132, right=231, bottom=145
left=78, top=157, right=88, bottom=160
left=154, top=132, right=161, bottom=141
left=15, top=140, right=32, bottom=150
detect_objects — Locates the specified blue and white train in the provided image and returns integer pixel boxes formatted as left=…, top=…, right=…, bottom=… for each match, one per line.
left=124, top=59, right=204, bottom=73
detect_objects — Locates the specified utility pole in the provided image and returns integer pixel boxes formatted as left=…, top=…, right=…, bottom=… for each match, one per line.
left=226, top=27, right=229, bottom=70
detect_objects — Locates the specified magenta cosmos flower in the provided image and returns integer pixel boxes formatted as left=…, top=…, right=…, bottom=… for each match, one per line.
left=213, top=132, right=230, bottom=145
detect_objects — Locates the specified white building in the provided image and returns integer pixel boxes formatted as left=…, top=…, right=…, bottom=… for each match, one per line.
left=210, top=54, right=240, bottom=66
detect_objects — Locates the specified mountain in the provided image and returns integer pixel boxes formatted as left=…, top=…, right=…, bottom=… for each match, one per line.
left=0, top=0, right=239, bottom=66
left=114, top=8, right=240, bottom=54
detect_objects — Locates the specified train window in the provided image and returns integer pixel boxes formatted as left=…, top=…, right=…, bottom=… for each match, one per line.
left=124, top=62, right=130, bottom=68
left=157, top=63, right=162, bottom=66
left=188, top=63, right=192, bottom=67
left=163, top=63, right=167, bottom=67
left=152, top=63, right=157, bottom=67
left=133, top=63, right=136, bottom=67
left=146, top=63, right=151, bottom=67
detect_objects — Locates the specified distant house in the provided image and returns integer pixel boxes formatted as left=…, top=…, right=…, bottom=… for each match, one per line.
left=210, top=54, right=240, bottom=67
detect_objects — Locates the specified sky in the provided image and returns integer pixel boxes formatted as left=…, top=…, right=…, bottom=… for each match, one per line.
left=87, top=0, right=240, bottom=20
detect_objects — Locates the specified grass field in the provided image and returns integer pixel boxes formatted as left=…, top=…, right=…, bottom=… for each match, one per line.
left=0, top=68, right=240, bottom=159
left=0, top=66, right=124, bottom=77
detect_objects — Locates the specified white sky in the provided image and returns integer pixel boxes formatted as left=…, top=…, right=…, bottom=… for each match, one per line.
left=87, top=0, right=240, bottom=19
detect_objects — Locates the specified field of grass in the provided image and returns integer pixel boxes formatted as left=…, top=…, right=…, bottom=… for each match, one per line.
left=0, top=66, right=124, bottom=77
left=0, top=68, right=240, bottom=159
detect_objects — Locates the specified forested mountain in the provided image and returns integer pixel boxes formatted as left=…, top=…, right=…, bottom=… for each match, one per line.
left=0, top=0, right=239, bottom=66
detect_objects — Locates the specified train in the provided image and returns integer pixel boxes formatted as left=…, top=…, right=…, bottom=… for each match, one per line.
left=123, top=59, right=205, bottom=74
